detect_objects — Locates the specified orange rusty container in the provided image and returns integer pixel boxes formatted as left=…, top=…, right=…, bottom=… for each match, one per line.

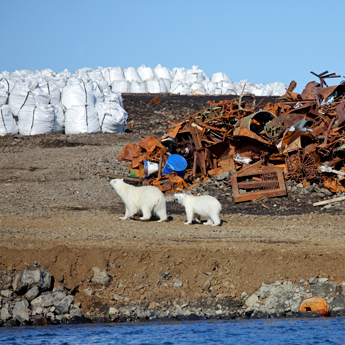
left=298, top=296, right=329, bottom=316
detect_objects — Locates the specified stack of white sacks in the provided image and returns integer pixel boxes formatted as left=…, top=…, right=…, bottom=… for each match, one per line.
left=0, top=65, right=287, bottom=136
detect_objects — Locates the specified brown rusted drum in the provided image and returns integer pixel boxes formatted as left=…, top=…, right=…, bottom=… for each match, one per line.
left=298, top=296, right=329, bottom=316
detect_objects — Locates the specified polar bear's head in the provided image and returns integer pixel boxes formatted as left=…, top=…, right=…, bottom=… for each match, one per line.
left=174, top=193, right=186, bottom=205
left=110, top=178, right=124, bottom=188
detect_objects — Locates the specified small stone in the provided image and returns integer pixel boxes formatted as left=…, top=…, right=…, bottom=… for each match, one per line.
left=91, top=267, right=110, bottom=285
left=83, top=288, right=94, bottom=296
left=34, top=307, right=43, bottom=315
left=1, top=289, right=13, bottom=298
left=245, top=294, right=258, bottom=307
left=216, top=171, right=230, bottom=181
left=299, top=279, right=305, bottom=284
left=136, top=285, right=144, bottom=291
left=109, top=307, right=119, bottom=315
left=70, top=307, right=83, bottom=318
left=309, top=277, right=318, bottom=284
left=274, top=281, right=281, bottom=286
left=148, top=302, right=159, bottom=309
left=173, top=280, right=183, bottom=288
left=318, top=278, right=329, bottom=283
left=202, top=280, right=211, bottom=291
left=241, top=292, right=248, bottom=300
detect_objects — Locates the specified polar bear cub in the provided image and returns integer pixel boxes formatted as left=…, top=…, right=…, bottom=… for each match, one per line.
left=110, top=179, right=167, bottom=222
left=174, top=193, right=222, bottom=226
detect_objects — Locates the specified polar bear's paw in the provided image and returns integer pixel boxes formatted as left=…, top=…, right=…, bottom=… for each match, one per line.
left=119, top=216, right=128, bottom=220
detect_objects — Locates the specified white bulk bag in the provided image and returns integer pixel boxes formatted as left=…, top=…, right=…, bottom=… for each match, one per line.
left=184, top=66, right=205, bottom=84
left=76, top=67, right=94, bottom=82
left=8, top=78, right=38, bottom=116
left=271, top=82, right=287, bottom=96
left=64, top=105, right=100, bottom=134
left=221, top=82, right=236, bottom=95
left=191, top=83, right=206, bottom=94
left=103, top=89, right=124, bottom=107
left=203, top=81, right=217, bottom=94
left=90, top=81, right=105, bottom=104
left=58, top=69, right=72, bottom=79
left=137, top=65, right=157, bottom=82
left=170, top=82, right=192, bottom=95
left=154, top=64, right=172, bottom=80
left=124, top=67, right=142, bottom=82
left=101, top=67, right=111, bottom=85
left=87, top=69, right=105, bottom=83
left=35, top=69, right=56, bottom=78
left=52, top=104, right=65, bottom=133
left=61, top=79, right=96, bottom=109
left=172, top=68, right=186, bottom=81
left=0, top=78, right=10, bottom=106
left=109, top=66, right=126, bottom=83
left=0, top=105, right=18, bottom=135
left=11, top=70, right=33, bottom=81
left=18, top=104, right=55, bottom=135
left=96, top=101, right=128, bottom=133
left=111, top=80, right=130, bottom=93
left=161, top=78, right=171, bottom=92
left=146, top=79, right=168, bottom=93
left=131, top=81, right=148, bottom=93
left=211, top=72, right=232, bottom=83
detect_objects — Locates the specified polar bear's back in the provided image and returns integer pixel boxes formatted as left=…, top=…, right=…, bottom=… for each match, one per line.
left=185, top=195, right=221, bottom=217
left=127, top=184, right=164, bottom=208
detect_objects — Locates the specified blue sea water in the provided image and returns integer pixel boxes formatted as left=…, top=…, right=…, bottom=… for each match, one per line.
left=1, top=318, right=345, bottom=344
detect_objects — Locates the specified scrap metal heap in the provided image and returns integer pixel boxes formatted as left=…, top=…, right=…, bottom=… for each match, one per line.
left=116, top=71, right=345, bottom=202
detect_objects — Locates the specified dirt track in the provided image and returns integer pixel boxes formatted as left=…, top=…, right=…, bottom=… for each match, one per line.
left=1, top=94, right=345, bottom=315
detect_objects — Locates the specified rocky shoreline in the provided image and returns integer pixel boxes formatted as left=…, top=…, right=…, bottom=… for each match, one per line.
left=2, top=262, right=345, bottom=328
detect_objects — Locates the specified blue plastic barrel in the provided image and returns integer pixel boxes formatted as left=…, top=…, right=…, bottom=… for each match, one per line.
left=162, top=154, right=187, bottom=178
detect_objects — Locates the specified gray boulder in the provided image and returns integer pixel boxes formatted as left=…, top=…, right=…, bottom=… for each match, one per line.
left=1, top=305, right=11, bottom=321
left=54, top=295, right=74, bottom=314
left=0, top=270, right=13, bottom=290
left=91, top=267, right=110, bottom=285
left=25, top=286, right=40, bottom=301
left=13, top=266, right=52, bottom=294
left=12, top=300, right=30, bottom=322
left=70, top=307, right=83, bottom=318
left=31, top=290, right=67, bottom=308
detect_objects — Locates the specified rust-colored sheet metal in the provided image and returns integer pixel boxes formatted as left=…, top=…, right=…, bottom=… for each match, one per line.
left=233, top=126, right=272, bottom=145
left=231, top=168, right=286, bottom=202
left=318, top=84, right=345, bottom=101
left=139, top=135, right=165, bottom=155
left=335, top=102, right=345, bottom=125
left=150, top=173, right=187, bottom=193
left=117, top=143, right=141, bottom=162
left=322, top=176, right=345, bottom=193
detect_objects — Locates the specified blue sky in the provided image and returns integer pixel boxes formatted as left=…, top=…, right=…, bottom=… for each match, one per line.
left=1, top=0, right=344, bottom=92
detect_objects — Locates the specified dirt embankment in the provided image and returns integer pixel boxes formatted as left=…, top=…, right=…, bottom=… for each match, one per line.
left=1, top=94, right=345, bottom=316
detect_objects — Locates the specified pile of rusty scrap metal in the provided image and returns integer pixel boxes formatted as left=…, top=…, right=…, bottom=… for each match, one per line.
left=111, top=71, right=345, bottom=202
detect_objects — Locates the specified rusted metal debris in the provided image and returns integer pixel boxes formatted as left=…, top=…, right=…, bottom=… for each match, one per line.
left=114, top=70, right=345, bottom=200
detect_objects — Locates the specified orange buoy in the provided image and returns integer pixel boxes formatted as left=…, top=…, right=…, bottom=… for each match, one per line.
left=298, top=296, right=329, bottom=316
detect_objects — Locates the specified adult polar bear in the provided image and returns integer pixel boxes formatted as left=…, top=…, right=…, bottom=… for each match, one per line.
left=174, top=193, right=222, bottom=226
left=110, top=179, right=167, bottom=222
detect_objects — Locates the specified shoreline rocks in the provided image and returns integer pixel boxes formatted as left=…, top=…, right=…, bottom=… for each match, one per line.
left=2, top=263, right=345, bottom=327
